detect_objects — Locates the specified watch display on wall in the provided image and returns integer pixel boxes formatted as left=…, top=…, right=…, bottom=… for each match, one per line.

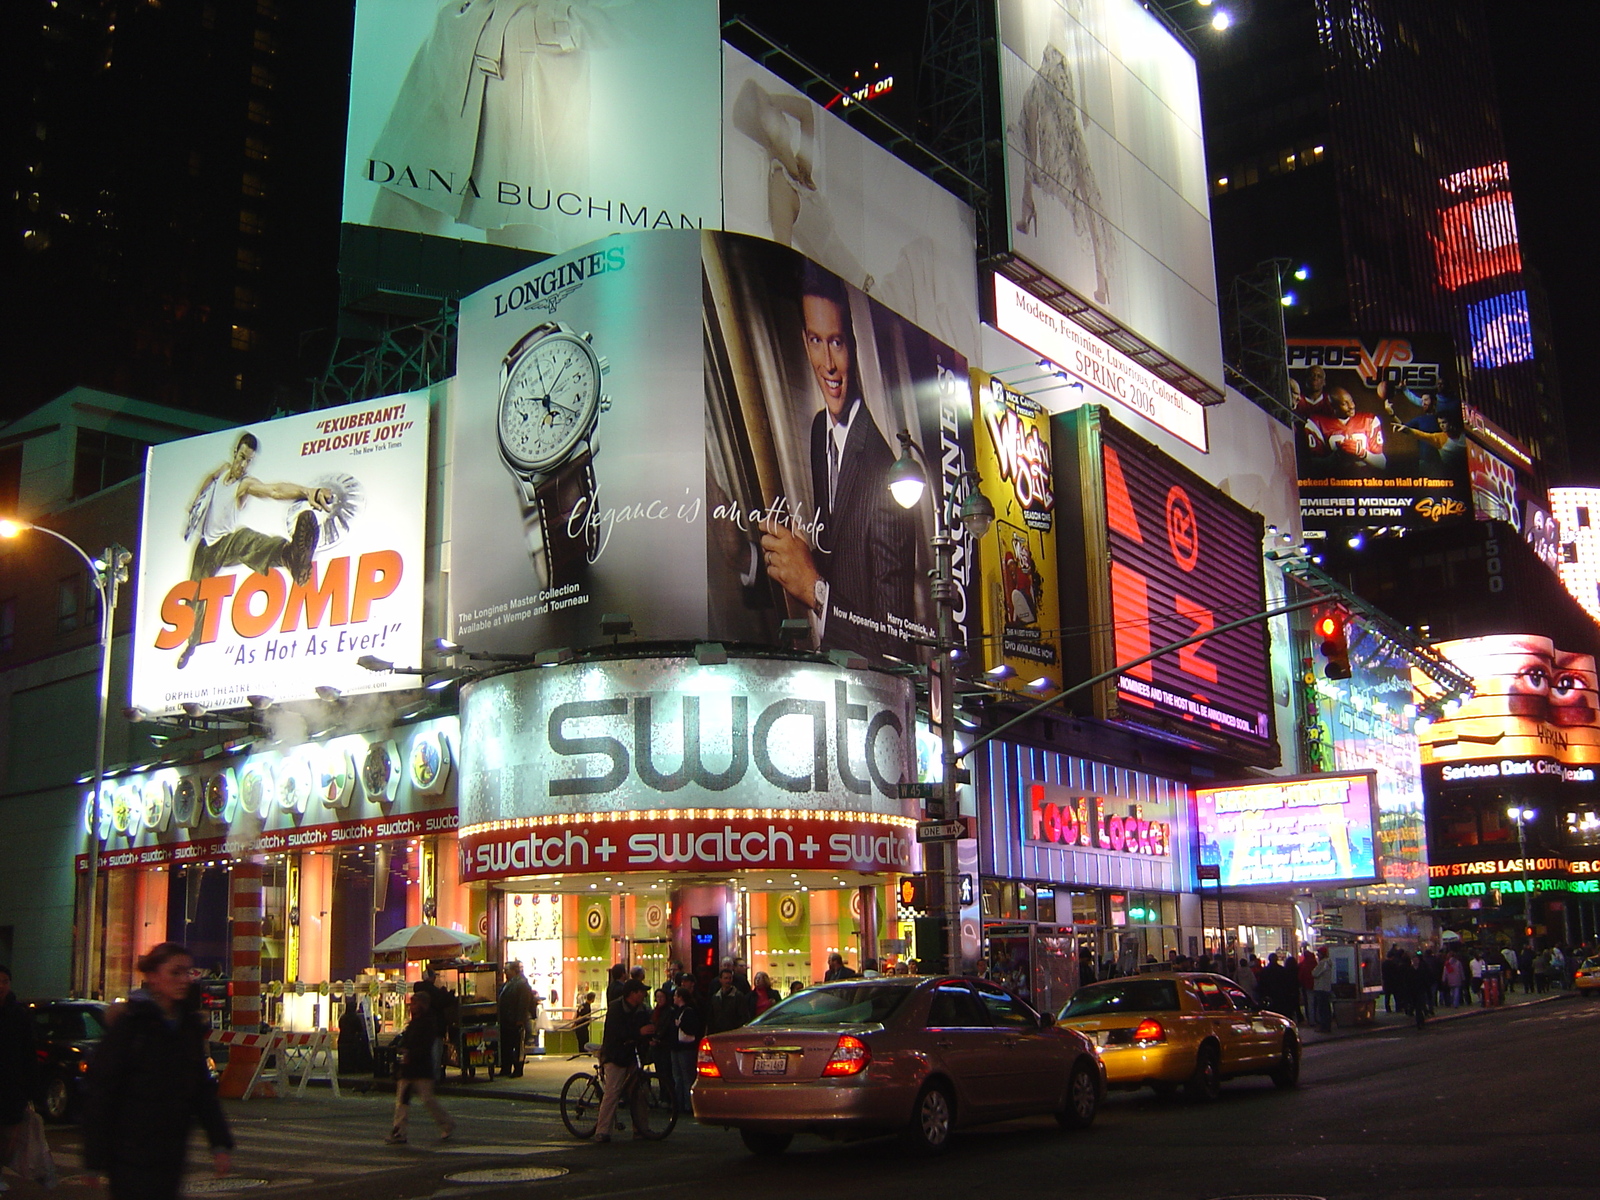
left=496, top=321, right=610, bottom=585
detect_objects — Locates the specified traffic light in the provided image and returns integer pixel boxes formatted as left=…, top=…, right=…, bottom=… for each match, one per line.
left=1315, top=608, right=1352, bottom=680
left=898, top=875, right=930, bottom=909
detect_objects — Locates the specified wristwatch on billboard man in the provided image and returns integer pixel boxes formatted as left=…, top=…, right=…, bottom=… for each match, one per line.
left=496, top=321, right=609, bottom=584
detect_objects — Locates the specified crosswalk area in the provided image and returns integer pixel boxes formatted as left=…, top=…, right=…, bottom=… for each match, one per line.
left=44, top=1094, right=588, bottom=1196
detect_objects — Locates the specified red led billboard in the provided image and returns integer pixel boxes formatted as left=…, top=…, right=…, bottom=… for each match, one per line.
left=1055, top=408, right=1277, bottom=765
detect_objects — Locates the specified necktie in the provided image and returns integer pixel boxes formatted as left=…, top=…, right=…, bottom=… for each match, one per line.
left=828, top=428, right=840, bottom=508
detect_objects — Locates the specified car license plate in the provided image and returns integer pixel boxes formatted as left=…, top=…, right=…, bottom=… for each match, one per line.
left=752, top=1052, right=789, bottom=1076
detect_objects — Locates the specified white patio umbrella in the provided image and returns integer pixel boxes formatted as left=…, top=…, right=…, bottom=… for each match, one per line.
left=373, top=923, right=482, bottom=965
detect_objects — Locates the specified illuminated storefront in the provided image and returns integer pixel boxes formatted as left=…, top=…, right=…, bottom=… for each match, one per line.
left=970, top=738, right=1192, bottom=1013
left=456, top=655, right=922, bottom=1005
left=76, top=717, right=472, bottom=1026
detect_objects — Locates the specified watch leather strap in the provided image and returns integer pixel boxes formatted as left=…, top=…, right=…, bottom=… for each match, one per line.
left=535, top=447, right=597, bottom=584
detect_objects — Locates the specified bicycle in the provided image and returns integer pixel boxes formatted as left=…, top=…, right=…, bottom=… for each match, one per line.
left=559, top=1057, right=678, bottom=1141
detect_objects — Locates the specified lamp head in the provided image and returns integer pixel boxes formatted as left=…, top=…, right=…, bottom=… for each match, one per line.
left=357, top=655, right=394, bottom=673
left=959, top=488, right=995, bottom=539
left=887, top=433, right=926, bottom=509
left=0, top=519, right=29, bottom=539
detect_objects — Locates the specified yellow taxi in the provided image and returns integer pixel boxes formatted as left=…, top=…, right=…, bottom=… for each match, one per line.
left=1058, top=973, right=1300, bottom=1101
left=1575, top=956, right=1600, bottom=994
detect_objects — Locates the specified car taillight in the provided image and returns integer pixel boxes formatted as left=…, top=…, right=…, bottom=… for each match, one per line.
left=695, top=1038, right=721, bottom=1078
left=821, top=1034, right=871, bottom=1077
left=1131, top=1019, right=1165, bottom=1046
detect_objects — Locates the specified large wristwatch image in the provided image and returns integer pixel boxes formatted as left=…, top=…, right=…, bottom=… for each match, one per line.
left=496, top=321, right=610, bottom=585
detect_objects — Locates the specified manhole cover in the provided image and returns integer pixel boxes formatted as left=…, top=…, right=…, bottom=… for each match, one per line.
left=183, top=1179, right=271, bottom=1194
left=444, top=1167, right=569, bottom=1184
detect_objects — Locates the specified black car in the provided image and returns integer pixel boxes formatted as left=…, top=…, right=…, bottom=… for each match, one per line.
left=25, top=1000, right=109, bottom=1122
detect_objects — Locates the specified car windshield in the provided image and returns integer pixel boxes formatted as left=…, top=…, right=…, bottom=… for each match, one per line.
left=1061, top=979, right=1181, bottom=1017
left=749, top=985, right=909, bottom=1027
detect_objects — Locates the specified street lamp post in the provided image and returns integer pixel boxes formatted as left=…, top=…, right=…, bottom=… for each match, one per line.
left=0, top=519, right=131, bottom=998
left=887, top=433, right=993, bottom=976
left=1508, top=805, right=1538, bottom=943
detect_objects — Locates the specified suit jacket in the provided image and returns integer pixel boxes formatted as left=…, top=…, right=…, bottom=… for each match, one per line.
left=809, top=402, right=918, bottom=660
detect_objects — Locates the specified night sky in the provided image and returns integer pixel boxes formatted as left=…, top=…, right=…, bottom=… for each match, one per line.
left=731, top=0, right=1600, bottom=485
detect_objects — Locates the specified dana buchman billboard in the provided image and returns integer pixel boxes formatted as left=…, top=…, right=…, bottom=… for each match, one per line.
left=344, top=0, right=720, bottom=255
left=997, top=0, right=1221, bottom=395
left=1413, top=635, right=1600, bottom=788
left=1287, top=335, right=1470, bottom=533
left=972, top=372, right=1061, bottom=693
left=1055, top=407, right=1276, bottom=764
left=450, top=230, right=975, bottom=664
left=722, top=45, right=979, bottom=361
left=1194, top=772, right=1382, bottom=890
left=131, top=394, right=429, bottom=715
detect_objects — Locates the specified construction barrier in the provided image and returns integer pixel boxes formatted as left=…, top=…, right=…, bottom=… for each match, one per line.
left=210, top=1029, right=340, bottom=1100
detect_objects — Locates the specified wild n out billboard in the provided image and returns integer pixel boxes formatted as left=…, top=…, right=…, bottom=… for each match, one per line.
left=1287, top=335, right=1470, bottom=533
left=972, top=372, right=1061, bottom=694
left=131, top=394, right=429, bottom=715
left=1055, top=407, right=1276, bottom=764
left=450, top=230, right=975, bottom=664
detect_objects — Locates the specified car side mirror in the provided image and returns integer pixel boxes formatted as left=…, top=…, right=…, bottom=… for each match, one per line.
left=1038, top=1011, right=1055, bottom=1028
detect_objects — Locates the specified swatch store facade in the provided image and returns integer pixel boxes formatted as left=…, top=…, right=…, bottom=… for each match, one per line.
left=972, top=738, right=1194, bottom=1013
left=77, top=717, right=470, bottom=1024
left=456, top=655, right=922, bottom=1005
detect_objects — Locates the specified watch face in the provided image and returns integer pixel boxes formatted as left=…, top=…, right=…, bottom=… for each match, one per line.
left=498, top=331, right=601, bottom=472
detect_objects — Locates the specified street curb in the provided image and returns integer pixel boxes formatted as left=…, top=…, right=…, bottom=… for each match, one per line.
left=1301, top=988, right=1579, bottom=1044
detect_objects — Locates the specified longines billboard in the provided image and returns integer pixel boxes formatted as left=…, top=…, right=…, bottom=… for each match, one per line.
left=456, top=657, right=920, bottom=880
left=451, top=229, right=976, bottom=667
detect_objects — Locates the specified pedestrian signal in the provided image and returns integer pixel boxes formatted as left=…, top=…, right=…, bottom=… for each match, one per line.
left=898, top=875, right=930, bottom=909
left=1315, top=608, right=1352, bottom=680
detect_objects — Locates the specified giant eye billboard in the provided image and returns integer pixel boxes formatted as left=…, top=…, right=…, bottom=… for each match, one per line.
left=131, top=394, right=429, bottom=715
left=1412, top=635, right=1600, bottom=788
left=450, top=230, right=975, bottom=666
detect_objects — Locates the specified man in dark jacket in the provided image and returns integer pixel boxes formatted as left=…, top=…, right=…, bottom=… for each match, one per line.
left=594, top=980, right=654, bottom=1142
left=707, top=969, right=754, bottom=1034
left=497, top=961, right=535, bottom=1077
left=0, top=964, right=39, bottom=1165
left=82, top=945, right=234, bottom=1197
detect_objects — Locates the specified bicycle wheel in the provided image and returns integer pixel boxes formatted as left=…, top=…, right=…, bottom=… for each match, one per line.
left=636, top=1071, right=679, bottom=1140
left=560, top=1071, right=603, bottom=1140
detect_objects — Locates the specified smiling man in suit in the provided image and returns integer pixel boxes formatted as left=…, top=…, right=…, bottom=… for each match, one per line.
left=759, top=263, right=918, bottom=660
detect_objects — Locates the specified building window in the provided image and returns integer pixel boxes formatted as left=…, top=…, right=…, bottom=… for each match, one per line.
left=239, top=210, right=264, bottom=235
left=0, top=599, right=14, bottom=654
left=253, top=27, right=277, bottom=54
left=57, top=575, right=82, bottom=634
left=233, top=285, right=258, bottom=312
left=244, top=137, right=269, bottom=161
left=247, top=100, right=271, bottom=126
left=241, top=172, right=264, bottom=198
left=250, top=63, right=274, bottom=90
left=73, top=429, right=148, bottom=500
left=231, top=325, right=257, bottom=351
left=237, top=246, right=261, bottom=272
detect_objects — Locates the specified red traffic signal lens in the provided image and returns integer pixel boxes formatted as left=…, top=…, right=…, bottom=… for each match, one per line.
left=1315, top=614, right=1339, bottom=639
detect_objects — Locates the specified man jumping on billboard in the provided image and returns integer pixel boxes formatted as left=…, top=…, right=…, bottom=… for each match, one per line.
left=175, top=432, right=335, bottom=669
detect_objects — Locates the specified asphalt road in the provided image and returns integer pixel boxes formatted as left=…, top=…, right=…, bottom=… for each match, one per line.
left=37, top=995, right=1597, bottom=1200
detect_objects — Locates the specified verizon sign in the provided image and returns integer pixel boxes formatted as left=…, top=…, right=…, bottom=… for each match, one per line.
left=993, top=275, right=1208, bottom=453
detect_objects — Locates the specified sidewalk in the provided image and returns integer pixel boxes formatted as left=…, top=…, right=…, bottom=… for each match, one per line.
left=1298, top=982, right=1579, bottom=1043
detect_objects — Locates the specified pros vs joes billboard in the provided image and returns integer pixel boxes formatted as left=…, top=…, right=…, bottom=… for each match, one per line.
left=1056, top=408, right=1276, bottom=764
left=131, top=394, right=429, bottom=715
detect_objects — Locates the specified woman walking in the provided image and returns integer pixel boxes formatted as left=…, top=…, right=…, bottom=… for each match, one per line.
left=82, top=943, right=234, bottom=1200
left=387, top=991, right=454, bottom=1144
